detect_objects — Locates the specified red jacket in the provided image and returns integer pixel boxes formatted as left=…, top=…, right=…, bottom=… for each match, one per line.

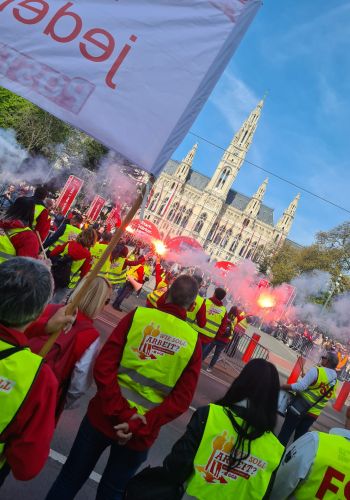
left=0, top=219, right=40, bottom=258
left=35, top=207, right=51, bottom=242
left=87, top=303, right=202, bottom=451
left=50, top=241, right=92, bottom=278
left=0, top=325, right=58, bottom=480
left=199, top=296, right=228, bottom=345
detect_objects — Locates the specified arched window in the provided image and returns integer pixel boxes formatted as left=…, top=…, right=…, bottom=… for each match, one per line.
left=158, top=196, right=169, bottom=215
left=215, top=168, right=231, bottom=190
left=174, top=206, right=185, bottom=225
left=246, top=241, right=257, bottom=259
left=220, top=228, right=232, bottom=248
left=167, top=202, right=179, bottom=221
left=148, top=192, right=159, bottom=211
left=207, top=222, right=218, bottom=241
left=239, top=238, right=250, bottom=257
left=194, top=213, right=207, bottom=234
left=214, top=225, right=225, bottom=245
left=181, top=208, right=192, bottom=228
left=229, top=236, right=239, bottom=253
left=274, top=234, right=279, bottom=242
left=242, top=218, right=250, bottom=227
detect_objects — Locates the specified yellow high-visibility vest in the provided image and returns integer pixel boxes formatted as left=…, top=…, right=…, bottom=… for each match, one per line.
left=0, top=339, right=43, bottom=470
left=61, top=244, right=85, bottom=289
left=195, top=299, right=226, bottom=339
left=293, top=432, right=350, bottom=499
left=300, top=367, right=338, bottom=417
left=128, top=264, right=151, bottom=282
left=186, top=404, right=284, bottom=499
left=147, top=280, right=168, bottom=308
left=33, top=204, right=45, bottom=226
left=90, top=242, right=111, bottom=277
left=108, top=257, right=127, bottom=285
left=118, top=307, right=198, bottom=415
left=0, top=227, right=32, bottom=264
left=186, top=295, right=205, bottom=331
left=49, top=224, right=81, bottom=250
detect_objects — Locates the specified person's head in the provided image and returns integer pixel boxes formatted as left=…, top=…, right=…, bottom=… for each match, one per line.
left=217, top=359, right=280, bottom=467
left=5, top=196, right=35, bottom=227
left=111, top=244, right=128, bottom=261
left=45, top=198, right=55, bottom=211
left=69, top=276, right=112, bottom=319
left=321, top=351, right=338, bottom=369
left=76, top=228, right=97, bottom=249
left=193, top=274, right=203, bottom=287
left=70, top=214, right=83, bottom=227
left=0, top=258, right=53, bottom=330
left=214, top=287, right=226, bottom=301
left=167, top=275, right=198, bottom=310
left=33, top=185, right=48, bottom=201
left=100, top=231, right=112, bottom=244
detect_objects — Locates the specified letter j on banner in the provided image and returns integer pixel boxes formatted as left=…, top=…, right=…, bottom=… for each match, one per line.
left=0, top=0, right=261, bottom=176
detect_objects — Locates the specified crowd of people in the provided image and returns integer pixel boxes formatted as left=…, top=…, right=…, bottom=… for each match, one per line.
left=1, top=183, right=350, bottom=499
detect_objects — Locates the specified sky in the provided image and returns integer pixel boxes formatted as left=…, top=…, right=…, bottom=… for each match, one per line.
left=172, top=0, right=350, bottom=246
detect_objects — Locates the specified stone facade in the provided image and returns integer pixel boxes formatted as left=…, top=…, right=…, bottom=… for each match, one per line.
left=144, top=99, right=300, bottom=264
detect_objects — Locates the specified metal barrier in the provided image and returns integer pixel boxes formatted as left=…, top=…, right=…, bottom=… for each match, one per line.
left=225, top=333, right=269, bottom=361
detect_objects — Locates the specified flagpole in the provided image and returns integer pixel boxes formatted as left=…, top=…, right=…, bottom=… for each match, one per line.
left=39, top=176, right=154, bottom=357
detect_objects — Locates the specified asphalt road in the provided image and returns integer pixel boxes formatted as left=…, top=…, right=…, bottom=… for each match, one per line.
left=2, top=293, right=348, bottom=499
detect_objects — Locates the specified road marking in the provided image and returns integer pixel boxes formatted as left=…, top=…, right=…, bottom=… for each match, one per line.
left=201, top=369, right=231, bottom=388
left=49, top=449, right=101, bottom=483
left=95, top=315, right=119, bottom=328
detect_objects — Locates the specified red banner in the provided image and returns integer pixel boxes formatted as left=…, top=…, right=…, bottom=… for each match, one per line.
left=166, top=236, right=203, bottom=252
left=85, top=195, right=106, bottom=221
left=126, top=219, right=160, bottom=241
left=56, top=175, right=84, bottom=216
left=105, top=207, right=121, bottom=232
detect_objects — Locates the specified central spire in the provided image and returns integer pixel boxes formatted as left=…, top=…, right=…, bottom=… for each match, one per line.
left=205, top=97, right=265, bottom=199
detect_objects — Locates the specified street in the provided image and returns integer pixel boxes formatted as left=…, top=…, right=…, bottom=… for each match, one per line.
left=2, top=295, right=348, bottom=499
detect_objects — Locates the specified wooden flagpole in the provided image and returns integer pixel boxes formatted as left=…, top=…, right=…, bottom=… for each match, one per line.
left=39, top=177, right=153, bottom=357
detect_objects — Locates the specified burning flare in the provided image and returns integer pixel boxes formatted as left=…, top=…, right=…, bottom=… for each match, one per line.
left=257, top=293, right=276, bottom=309
left=153, top=239, right=167, bottom=256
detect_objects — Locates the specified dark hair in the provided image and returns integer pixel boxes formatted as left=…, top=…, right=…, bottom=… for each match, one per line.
left=0, top=257, right=53, bottom=327
left=168, top=275, right=198, bottom=309
left=5, top=197, right=35, bottom=228
left=33, top=186, right=48, bottom=201
left=100, top=231, right=112, bottom=243
left=214, top=287, right=226, bottom=301
left=216, top=359, right=280, bottom=468
left=193, top=274, right=203, bottom=286
left=71, top=214, right=83, bottom=225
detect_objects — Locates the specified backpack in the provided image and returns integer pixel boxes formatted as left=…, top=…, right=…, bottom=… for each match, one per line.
left=50, top=253, right=73, bottom=289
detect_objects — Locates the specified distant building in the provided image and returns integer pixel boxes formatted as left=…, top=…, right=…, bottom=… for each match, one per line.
left=144, top=98, right=300, bottom=263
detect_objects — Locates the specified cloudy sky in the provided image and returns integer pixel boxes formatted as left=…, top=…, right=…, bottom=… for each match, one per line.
left=172, top=0, right=350, bottom=245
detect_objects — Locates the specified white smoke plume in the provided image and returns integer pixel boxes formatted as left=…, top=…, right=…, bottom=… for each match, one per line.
left=291, top=270, right=331, bottom=304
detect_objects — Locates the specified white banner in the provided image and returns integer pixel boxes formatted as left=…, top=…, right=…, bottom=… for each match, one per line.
left=0, top=0, right=261, bottom=175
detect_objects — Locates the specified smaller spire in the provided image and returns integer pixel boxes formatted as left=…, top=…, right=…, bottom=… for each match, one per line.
left=244, top=178, right=268, bottom=218
left=276, top=193, right=300, bottom=233
left=175, top=143, right=198, bottom=180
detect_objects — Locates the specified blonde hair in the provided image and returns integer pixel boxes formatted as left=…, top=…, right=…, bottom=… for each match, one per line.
left=69, top=276, right=112, bottom=319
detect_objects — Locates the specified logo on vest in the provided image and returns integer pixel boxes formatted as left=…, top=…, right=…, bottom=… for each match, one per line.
left=0, top=377, right=15, bottom=393
left=208, top=306, right=223, bottom=316
left=196, top=431, right=267, bottom=483
left=133, top=322, right=187, bottom=360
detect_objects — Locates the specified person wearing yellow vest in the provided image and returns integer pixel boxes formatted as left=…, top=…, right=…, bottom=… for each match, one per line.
left=112, top=255, right=151, bottom=311
left=0, top=258, right=75, bottom=487
left=46, top=275, right=202, bottom=499
left=279, top=350, right=338, bottom=447
left=90, top=231, right=113, bottom=278
left=0, top=197, right=40, bottom=260
left=199, top=288, right=228, bottom=357
left=45, top=214, right=83, bottom=250
left=271, top=419, right=350, bottom=499
left=127, top=358, right=284, bottom=499
left=226, top=306, right=250, bottom=357
left=108, top=245, right=146, bottom=290
left=28, top=186, right=51, bottom=242
left=186, top=275, right=207, bottom=330
left=146, top=258, right=172, bottom=308
left=50, top=228, right=97, bottom=304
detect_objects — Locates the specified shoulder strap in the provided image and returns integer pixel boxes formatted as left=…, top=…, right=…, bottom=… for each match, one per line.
left=0, top=346, right=26, bottom=360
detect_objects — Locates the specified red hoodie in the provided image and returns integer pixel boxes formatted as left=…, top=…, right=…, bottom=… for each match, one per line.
left=50, top=241, right=92, bottom=278
left=0, top=219, right=40, bottom=258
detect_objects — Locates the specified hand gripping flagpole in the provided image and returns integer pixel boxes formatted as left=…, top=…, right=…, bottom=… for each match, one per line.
left=39, top=175, right=155, bottom=357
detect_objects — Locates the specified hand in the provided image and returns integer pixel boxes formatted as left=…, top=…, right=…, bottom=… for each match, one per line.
left=114, top=422, right=132, bottom=445
left=130, top=413, right=147, bottom=425
left=45, top=306, right=77, bottom=334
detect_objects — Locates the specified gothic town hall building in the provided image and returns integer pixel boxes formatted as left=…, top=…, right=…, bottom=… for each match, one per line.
left=144, top=98, right=300, bottom=264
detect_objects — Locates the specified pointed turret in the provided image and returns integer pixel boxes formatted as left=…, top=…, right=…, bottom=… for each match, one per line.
left=206, top=97, right=265, bottom=199
left=276, top=193, right=300, bottom=234
left=175, top=143, right=198, bottom=181
left=244, top=178, right=268, bottom=218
